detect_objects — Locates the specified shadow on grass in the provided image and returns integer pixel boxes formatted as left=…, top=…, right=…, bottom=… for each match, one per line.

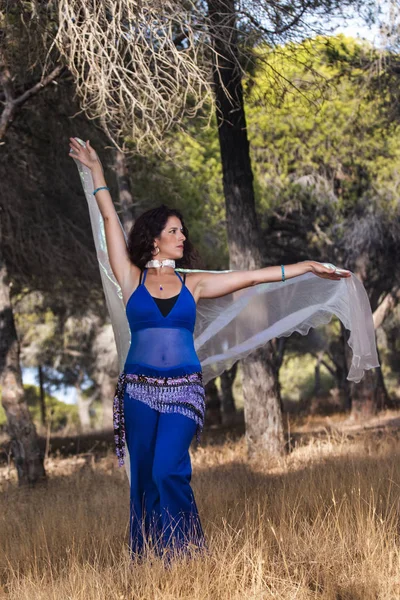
left=2, top=406, right=400, bottom=468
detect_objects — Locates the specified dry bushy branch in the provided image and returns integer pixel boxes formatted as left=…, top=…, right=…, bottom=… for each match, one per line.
left=54, top=0, right=215, bottom=151
left=52, top=0, right=376, bottom=152
left=3, top=0, right=378, bottom=154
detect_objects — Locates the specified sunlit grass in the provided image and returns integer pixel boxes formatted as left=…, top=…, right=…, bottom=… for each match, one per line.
left=1, top=416, right=400, bottom=599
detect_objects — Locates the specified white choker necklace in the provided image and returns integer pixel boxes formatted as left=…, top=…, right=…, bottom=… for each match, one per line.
left=145, top=259, right=176, bottom=269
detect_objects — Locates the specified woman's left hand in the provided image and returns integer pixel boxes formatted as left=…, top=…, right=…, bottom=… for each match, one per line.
left=309, top=261, right=351, bottom=280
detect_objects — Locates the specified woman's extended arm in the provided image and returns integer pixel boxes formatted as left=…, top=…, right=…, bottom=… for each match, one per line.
left=69, top=138, right=139, bottom=293
left=194, top=261, right=351, bottom=300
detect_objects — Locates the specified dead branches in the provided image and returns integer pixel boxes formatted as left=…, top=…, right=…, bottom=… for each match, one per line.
left=54, top=0, right=215, bottom=151
left=0, top=47, right=63, bottom=140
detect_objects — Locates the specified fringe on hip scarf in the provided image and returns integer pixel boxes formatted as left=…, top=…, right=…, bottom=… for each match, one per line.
left=113, top=371, right=205, bottom=467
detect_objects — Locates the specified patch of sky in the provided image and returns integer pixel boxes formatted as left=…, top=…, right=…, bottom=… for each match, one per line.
left=22, top=367, right=93, bottom=405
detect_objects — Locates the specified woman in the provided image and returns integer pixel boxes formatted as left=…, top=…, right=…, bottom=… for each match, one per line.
left=69, top=137, right=376, bottom=560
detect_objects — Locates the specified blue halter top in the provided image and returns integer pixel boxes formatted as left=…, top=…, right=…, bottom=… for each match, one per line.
left=124, top=268, right=202, bottom=377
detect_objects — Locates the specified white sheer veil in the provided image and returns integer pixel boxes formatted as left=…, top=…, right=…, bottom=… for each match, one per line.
left=72, top=144, right=379, bottom=481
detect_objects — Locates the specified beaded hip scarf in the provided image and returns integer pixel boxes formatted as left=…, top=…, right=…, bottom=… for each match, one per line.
left=113, top=371, right=205, bottom=467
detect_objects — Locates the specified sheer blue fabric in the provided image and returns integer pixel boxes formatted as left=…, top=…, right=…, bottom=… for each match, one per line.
left=124, top=269, right=202, bottom=377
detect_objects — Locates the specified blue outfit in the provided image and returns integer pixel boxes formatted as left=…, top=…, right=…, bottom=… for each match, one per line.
left=112, top=268, right=206, bottom=557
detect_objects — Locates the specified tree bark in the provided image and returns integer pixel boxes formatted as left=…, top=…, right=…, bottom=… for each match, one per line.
left=114, top=149, right=135, bottom=235
left=350, top=345, right=389, bottom=419
left=100, top=372, right=115, bottom=430
left=76, top=390, right=93, bottom=432
left=38, top=364, right=46, bottom=426
left=350, top=370, right=379, bottom=418
left=313, top=352, right=322, bottom=397
left=204, top=379, right=222, bottom=426
left=372, top=288, right=399, bottom=329
left=0, top=251, right=46, bottom=485
left=0, top=48, right=63, bottom=141
left=339, top=324, right=352, bottom=411
left=207, top=0, right=284, bottom=456
left=0, top=44, right=63, bottom=484
left=75, top=369, right=93, bottom=432
left=220, top=363, right=237, bottom=425
left=241, top=347, right=283, bottom=455
left=348, top=261, right=394, bottom=419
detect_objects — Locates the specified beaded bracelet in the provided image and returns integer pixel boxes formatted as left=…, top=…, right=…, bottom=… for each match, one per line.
left=93, top=186, right=110, bottom=195
left=281, top=265, right=286, bottom=282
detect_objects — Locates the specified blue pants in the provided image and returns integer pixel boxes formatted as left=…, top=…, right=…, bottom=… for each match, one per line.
left=123, top=392, right=205, bottom=557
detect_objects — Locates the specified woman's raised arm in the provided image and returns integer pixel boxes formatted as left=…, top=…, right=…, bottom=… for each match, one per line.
left=69, top=138, right=139, bottom=294
left=194, top=261, right=351, bottom=300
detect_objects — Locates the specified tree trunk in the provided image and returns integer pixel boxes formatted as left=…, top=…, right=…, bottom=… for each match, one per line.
left=347, top=259, right=390, bottom=419
left=350, top=346, right=389, bottom=419
left=204, top=379, right=222, bottom=426
left=339, top=324, right=353, bottom=412
left=241, top=347, right=283, bottom=455
left=313, top=353, right=322, bottom=397
left=0, top=252, right=46, bottom=485
left=38, top=364, right=46, bottom=426
left=75, top=370, right=93, bottom=432
left=0, top=43, right=63, bottom=485
left=0, top=49, right=63, bottom=142
left=220, top=363, right=237, bottom=425
left=207, top=0, right=284, bottom=456
left=114, top=149, right=135, bottom=235
left=100, top=372, right=115, bottom=430
left=350, top=370, right=379, bottom=419
left=76, top=391, right=92, bottom=432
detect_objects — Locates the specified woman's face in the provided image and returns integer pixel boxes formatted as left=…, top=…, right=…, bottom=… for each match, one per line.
left=154, top=216, right=186, bottom=260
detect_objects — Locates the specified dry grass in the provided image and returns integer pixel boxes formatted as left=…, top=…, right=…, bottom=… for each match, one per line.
left=1, top=415, right=400, bottom=599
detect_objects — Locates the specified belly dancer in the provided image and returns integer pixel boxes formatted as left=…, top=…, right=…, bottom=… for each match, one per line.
left=116, top=263, right=207, bottom=557
left=69, top=137, right=376, bottom=560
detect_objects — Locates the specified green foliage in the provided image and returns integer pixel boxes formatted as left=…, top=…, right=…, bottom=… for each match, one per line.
left=247, top=35, right=400, bottom=201
left=0, top=385, right=79, bottom=432
left=164, top=125, right=228, bottom=268
left=280, top=353, right=335, bottom=403
left=243, top=35, right=400, bottom=272
left=125, top=121, right=228, bottom=269
left=151, top=35, right=400, bottom=390
left=149, top=35, right=400, bottom=275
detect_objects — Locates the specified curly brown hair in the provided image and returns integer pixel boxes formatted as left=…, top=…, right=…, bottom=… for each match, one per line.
left=127, top=204, right=202, bottom=269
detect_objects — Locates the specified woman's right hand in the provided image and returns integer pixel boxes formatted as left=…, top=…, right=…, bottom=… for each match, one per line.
left=68, top=137, right=101, bottom=171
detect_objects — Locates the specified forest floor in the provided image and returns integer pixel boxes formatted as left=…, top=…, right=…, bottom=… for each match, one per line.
left=0, top=410, right=400, bottom=599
